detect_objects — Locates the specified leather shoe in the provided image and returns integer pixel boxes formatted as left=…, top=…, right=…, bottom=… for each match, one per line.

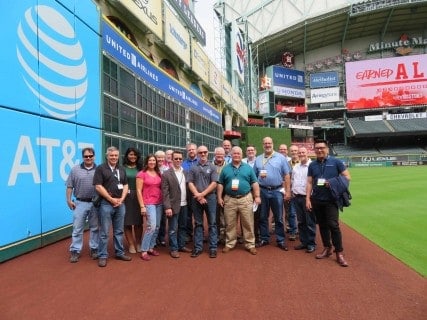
left=179, top=246, right=192, bottom=253
left=115, top=254, right=132, bottom=261
left=170, top=251, right=180, bottom=258
left=247, top=247, right=257, bottom=255
left=255, top=240, right=269, bottom=248
left=209, top=250, right=217, bottom=258
left=316, top=247, right=333, bottom=259
left=148, top=250, right=160, bottom=256
left=336, top=252, right=349, bottom=267
left=222, top=246, right=233, bottom=253
left=305, top=246, right=316, bottom=253
left=277, top=243, right=288, bottom=251
left=98, top=258, right=107, bottom=267
left=294, top=244, right=307, bottom=250
left=191, top=250, right=202, bottom=258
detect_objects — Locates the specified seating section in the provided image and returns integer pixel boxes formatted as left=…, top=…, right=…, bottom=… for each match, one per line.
left=346, top=118, right=392, bottom=136
left=387, top=119, right=427, bottom=133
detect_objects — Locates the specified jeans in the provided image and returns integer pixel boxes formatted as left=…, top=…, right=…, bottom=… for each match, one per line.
left=157, top=212, right=167, bottom=243
left=285, top=200, right=298, bottom=235
left=69, top=200, right=99, bottom=253
left=141, top=204, right=163, bottom=252
left=98, top=199, right=125, bottom=259
left=168, top=205, right=188, bottom=252
left=259, top=188, right=286, bottom=244
left=192, top=194, right=217, bottom=251
left=311, top=199, right=343, bottom=252
left=293, top=196, right=316, bottom=248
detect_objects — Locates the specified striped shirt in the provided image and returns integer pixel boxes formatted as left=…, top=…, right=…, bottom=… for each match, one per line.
left=66, top=163, right=97, bottom=199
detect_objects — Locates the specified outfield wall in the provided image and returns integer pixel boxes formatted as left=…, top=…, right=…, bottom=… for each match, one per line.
left=342, top=154, right=427, bottom=167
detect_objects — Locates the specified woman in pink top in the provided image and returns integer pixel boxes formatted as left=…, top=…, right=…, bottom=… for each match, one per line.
left=136, top=154, right=163, bottom=261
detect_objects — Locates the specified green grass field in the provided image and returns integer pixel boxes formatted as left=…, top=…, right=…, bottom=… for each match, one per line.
left=340, top=166, right=427, bottom=277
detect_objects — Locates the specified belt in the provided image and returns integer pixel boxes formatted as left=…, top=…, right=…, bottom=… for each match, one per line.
left=227, top=193, right=249, bottom=199
left=294, top=194, right=306, bottom=197
left=76, top=197, right=92, bottom=202
left=260, top=185, right=282, bottom=191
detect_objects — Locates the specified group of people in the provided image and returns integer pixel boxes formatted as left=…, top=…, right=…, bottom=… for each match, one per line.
left=66, top=137, right=351, bottom=268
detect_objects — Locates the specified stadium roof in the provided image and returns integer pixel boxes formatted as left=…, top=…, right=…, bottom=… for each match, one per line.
left=247, top=0, right=427, bottom=67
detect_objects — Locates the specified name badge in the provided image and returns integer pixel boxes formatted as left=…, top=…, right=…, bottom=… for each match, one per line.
left=260, top=169, right=267, bottom=178
left=231, top=179, right=239, bottom=190
left=117, top=184, right=124, bottom=190
left=317, top=178, right=325, bottom=186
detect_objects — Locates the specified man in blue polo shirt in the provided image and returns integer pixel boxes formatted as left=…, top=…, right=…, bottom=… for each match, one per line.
left=306, top=139, right=351, bottom=267
left=217, top=146, right=261, bottom=255
left=254, top=137, right=291, bottom=250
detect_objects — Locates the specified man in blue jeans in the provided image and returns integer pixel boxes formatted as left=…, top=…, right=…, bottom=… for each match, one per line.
left=188, top=145, right=218, bottom=258
left=66, top=147, right=99, bottom=263
left=254, top=137, right=291, bottom=251
left=161, top=150, right=192, bottom=258
left=93, top=146, right=132, bottom=267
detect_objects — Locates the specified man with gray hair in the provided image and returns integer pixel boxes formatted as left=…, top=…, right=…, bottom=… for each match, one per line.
left=93, top=146, right=132, bottom=267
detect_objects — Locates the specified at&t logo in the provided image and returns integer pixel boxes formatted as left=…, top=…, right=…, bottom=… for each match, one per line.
left=16, top=5, right=88, bottom=120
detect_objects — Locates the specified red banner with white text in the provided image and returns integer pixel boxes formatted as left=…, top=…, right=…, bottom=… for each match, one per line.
left=345, top=54, right=427, bottom=110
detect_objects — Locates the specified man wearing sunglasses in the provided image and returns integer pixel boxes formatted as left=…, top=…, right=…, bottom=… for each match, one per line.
left=188, top=146, right=218, bottom=258
left=66, top=147, right=99, bottom=263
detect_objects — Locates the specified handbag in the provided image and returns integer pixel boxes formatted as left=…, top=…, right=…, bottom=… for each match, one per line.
left=91, top=194, right=102, bottom=208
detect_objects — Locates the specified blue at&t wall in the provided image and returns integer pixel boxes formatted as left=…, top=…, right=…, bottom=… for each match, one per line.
left=0, top=0, right=101, bottom=261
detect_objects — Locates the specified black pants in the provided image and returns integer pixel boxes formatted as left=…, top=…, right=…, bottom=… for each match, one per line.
left=311, top=199, right=343, bottom=252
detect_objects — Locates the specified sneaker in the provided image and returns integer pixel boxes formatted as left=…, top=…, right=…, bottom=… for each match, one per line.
left=288, top=234, right=297, bottom=241
left=69, top=251, right=79, bottom=263
left=90, top=248, right=98, bottom=260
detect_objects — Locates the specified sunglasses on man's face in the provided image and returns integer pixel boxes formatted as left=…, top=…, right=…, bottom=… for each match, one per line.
left=83, top=155, right=94, bottom=159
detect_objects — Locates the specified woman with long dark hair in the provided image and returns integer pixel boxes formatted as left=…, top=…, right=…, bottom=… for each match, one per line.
left=136, top=154, right=163, bottom=261
left=123, top=147, right=143, bottom=253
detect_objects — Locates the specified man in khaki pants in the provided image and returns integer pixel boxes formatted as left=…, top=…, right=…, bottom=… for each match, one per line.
left=217, top=146, right=261, bottom=255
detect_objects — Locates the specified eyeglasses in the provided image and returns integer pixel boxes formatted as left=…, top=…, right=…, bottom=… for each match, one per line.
left=83, top=155, right=94, bottom=158
left=173, top=158, right=183, bottom=161
left=198, top=151, right=208, bottom=154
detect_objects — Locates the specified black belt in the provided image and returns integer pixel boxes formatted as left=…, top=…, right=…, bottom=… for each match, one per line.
left=76, top=197, right=92, bottom=202
left=294, top=194, right=306, bottom=197
left=260, top=185, right=282, bottom=190
left=227, top=193, right=249, bottom=199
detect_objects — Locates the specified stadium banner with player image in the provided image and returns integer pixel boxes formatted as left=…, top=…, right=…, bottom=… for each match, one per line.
left=345, top=54, right=427, bottom=110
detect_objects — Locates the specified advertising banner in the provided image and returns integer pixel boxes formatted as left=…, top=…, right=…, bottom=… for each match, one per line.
left=0, top=0, right=101, bottom=128
left=192, top=42, right=209, bottom=83
left=1, top=108, right=101, bottom=245
left=273, top=86, right=305, bottom=98
left=310, top=71, right=339, bottom=88
left=310, top=87, right=340, bottom=103
left=164, top=5, right=191, bottom=67
left=114, top=0, right=162, bottom=40
left=232, top=21, right=245, bottom=84
left=102, top=20, right=221, bottom=124
left=345, top=54, right=427, bottom=110
left=209, top=61, right=222, bottom=97
left=268, top=65, right=305, bottom=89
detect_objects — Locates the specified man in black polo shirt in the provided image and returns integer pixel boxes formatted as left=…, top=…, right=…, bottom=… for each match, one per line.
left=66, top=147, right=99, bottom=263
left=217, top=146, right=261, bottom=255
left=93, top=146, right=131, bottom=267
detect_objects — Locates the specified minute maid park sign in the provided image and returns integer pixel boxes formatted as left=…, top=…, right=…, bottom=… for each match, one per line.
left=368, top=34, right=427, bottom=55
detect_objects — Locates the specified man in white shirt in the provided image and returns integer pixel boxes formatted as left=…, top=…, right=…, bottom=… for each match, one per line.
left=291, top=147, right=316, bottom=253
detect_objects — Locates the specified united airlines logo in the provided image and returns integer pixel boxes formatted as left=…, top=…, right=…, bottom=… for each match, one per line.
left=16, top=5, right=88, bottom=119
